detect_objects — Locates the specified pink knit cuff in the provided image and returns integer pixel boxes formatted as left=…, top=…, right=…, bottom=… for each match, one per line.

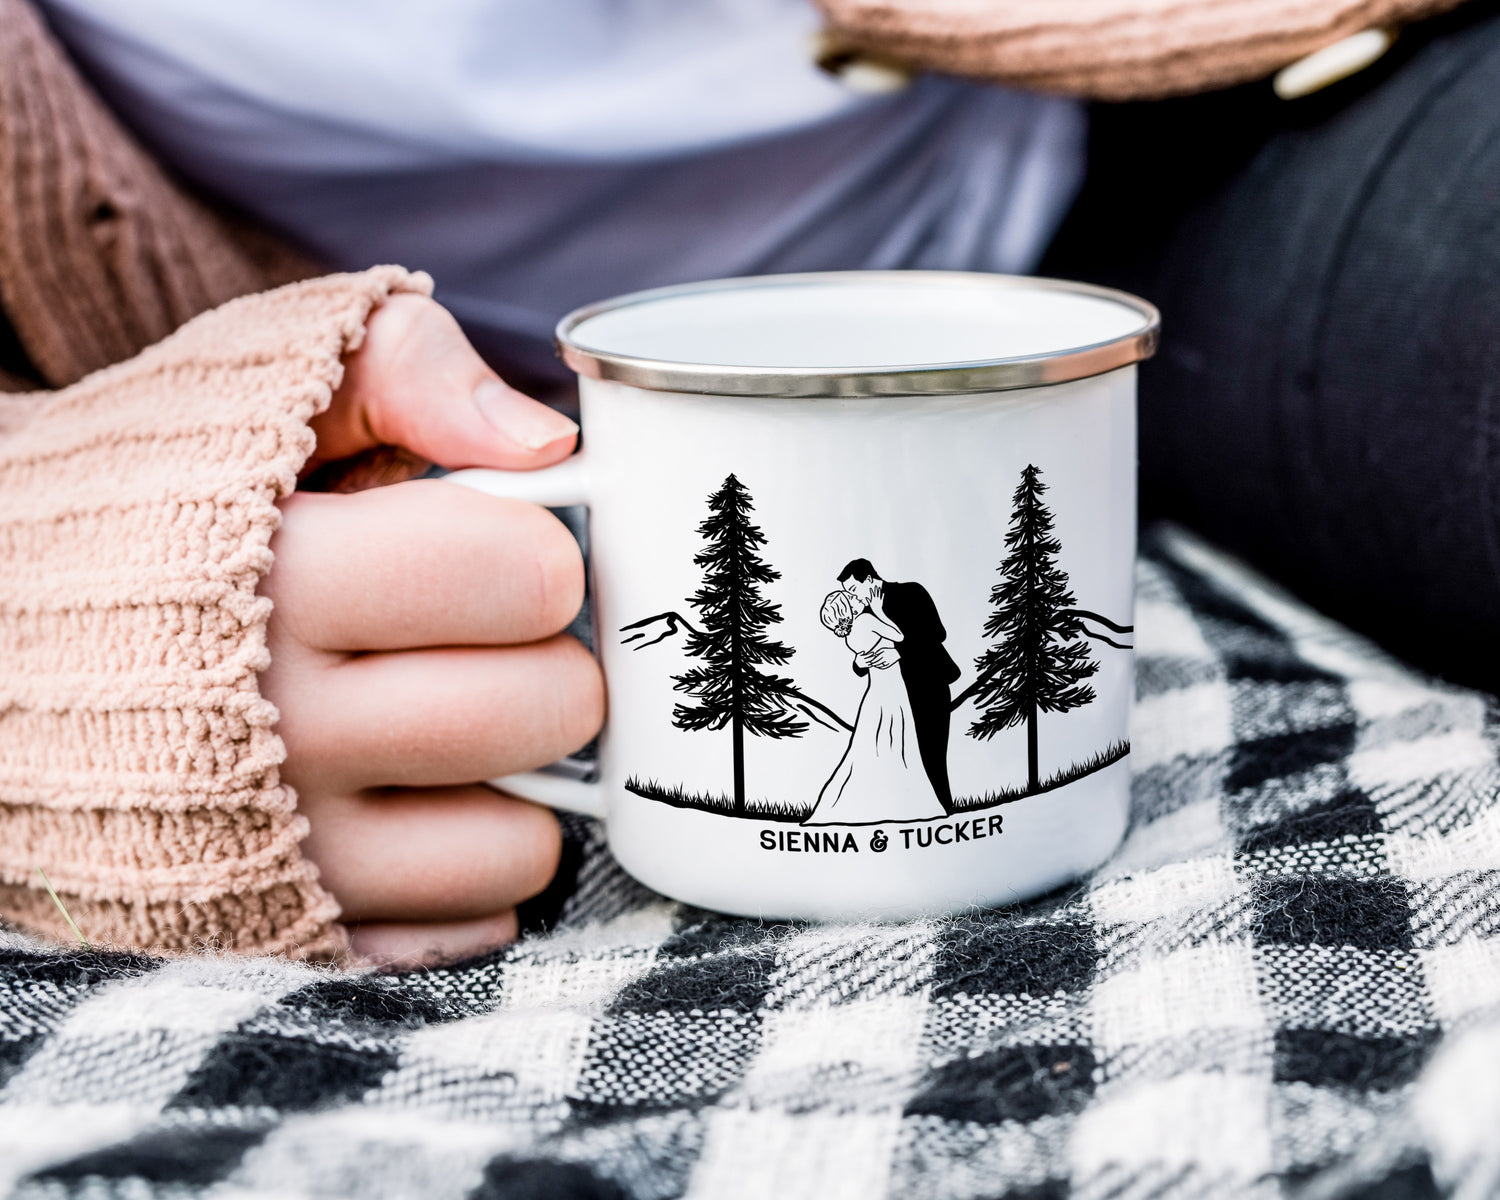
left=0, top=266, right=432, bottom=959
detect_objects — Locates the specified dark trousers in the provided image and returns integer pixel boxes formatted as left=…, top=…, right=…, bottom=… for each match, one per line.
left=1044, top=2, right=1500, bottom=688
left=904, top=676, right=955, bottom=808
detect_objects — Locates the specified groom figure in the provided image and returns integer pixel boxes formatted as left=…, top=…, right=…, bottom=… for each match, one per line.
left=839, top=559, right=961, bottom=810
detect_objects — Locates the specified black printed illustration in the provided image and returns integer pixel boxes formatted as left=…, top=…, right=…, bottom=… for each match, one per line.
left=803, top=561, right=958, bottom=825
left=949, top=465, right=1132, bottom=810
left=971, top=463, right=1101, bottom=787
left=625, top=475, right=807, bottom=819
left=623, top=466, right=1132, bottom=825
left=671, top=473, right=808, bottom=816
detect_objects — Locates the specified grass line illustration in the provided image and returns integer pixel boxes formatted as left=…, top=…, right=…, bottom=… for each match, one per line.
left=627, top=740, right=1128, bottom=825
left=949, top=739, right=1131, bottom=812
left=625, top=777, right=813, bottom=822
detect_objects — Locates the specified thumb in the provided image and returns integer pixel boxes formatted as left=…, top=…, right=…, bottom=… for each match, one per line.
left=309, top=294, right=579, bottom=471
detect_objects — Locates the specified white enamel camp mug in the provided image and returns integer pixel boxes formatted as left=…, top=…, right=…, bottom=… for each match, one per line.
left=449, top=271, right=1157, bottom=921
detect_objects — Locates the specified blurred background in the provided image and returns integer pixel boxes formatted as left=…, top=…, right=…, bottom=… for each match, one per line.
left=4, top=0, right=1500, bottom=686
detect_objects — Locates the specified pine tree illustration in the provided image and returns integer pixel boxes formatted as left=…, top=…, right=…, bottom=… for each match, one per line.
left=672, top=474, right=806, bottom=815
left=969, top=464, right=1099, bottom=792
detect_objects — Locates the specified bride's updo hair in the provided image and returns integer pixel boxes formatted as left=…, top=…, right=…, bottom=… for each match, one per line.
left=820, top=589, right=858, bottom=638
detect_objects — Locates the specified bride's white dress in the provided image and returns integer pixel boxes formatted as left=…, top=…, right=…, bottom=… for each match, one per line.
left=804, top=614, right=947, bottom=825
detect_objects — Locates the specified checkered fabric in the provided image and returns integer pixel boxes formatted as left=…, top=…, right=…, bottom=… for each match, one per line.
left=4, top=524, right=1500, bottom=1200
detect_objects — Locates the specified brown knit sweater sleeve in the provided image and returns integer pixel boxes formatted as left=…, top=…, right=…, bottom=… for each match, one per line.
left=814, top=0, right=1468, bottom=99
left=0, top=0, right=315, bottom=390
left=0, top=265, right=432, bottom=959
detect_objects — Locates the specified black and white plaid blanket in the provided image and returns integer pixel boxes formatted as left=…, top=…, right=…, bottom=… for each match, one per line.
left=4, top=525, right=1500, bottom=1200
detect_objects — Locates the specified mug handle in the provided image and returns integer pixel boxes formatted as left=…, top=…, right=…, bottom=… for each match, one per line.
left=444, top=458, right=607, bottom=821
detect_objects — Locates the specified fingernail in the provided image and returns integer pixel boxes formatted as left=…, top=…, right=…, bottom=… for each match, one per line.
left=473, top=379, right=579, bottom=451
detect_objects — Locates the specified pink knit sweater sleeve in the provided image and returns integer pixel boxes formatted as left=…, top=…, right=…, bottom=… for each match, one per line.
left=0, top=265, right=432, bottom=959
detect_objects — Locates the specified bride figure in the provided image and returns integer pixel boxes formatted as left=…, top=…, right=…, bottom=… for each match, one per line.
left=803, top=589, right=948, bottom=825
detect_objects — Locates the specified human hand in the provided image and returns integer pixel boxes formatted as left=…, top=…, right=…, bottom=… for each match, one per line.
left=259, top=295, right=604, bottom=967
left=856, top=646, right=901, bottom=671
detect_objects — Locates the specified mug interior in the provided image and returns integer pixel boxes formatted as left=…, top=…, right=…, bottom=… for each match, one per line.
left=564, top=273, right=1152, bottom=370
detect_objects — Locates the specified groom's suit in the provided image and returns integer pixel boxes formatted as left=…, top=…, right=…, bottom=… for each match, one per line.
left=856, top=581, right=961, bottom=809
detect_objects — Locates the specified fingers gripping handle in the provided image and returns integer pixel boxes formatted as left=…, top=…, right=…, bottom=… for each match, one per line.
left=445, top=459, right=606, bottom=820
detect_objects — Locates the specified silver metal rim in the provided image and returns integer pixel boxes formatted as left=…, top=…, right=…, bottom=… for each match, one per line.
left=555, top=271, right=1160, bottom=398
